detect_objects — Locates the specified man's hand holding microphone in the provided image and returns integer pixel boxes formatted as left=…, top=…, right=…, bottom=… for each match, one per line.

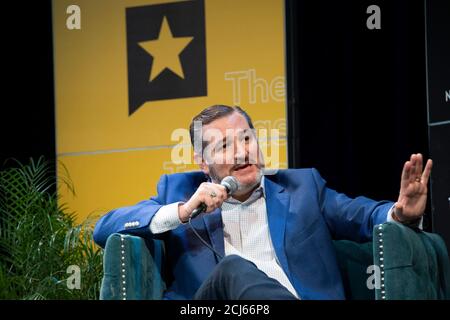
left=178, top=176, right=239, bottom=222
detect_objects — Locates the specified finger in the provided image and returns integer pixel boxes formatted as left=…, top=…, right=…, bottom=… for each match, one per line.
left=401, top=161, right=411, bottom=188
left=212, top=197, right=224, bottom=209
left=212, top=185, right=228, bottom=198
left=411, top=154, right=421, bottom=183
left=209, top=185, right=228, bottom=202
left=196, top=183, right=210, bottom=196
left=209, top=189, right=224, bottom=203
left=202, top=184, right=221, bottom=197
left=194, top=185, right=224, bottom=213
left=421, top=159, right=433, bottom=185
left=200, top=186, right=215, bottom=201
left=203, top=197, right=217, bottom=212
left=409, top=154, right=417, bottom=183
left=205, top=187, right=226, bottom=210
left=415, top=153, right=423, bottom=178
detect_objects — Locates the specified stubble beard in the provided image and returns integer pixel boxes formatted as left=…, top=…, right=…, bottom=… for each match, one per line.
left=208, top=164, right=263, bottom=195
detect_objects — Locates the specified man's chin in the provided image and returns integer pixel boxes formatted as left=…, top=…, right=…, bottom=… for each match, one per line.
left=232, top=169, right=262, bottom=191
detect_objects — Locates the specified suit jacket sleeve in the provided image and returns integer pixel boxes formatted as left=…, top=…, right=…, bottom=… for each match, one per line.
left=311, top=168, right=393, bottom=242
left=93, top=174, right=169, bottom=248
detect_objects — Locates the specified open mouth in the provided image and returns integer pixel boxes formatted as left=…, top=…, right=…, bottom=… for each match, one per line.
left=233, top=164, right=252, bottom=172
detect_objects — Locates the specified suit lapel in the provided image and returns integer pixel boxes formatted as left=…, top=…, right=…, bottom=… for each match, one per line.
left=264, top=178, right=291, bottom=275
left=202, top=208, right=225, bottom=262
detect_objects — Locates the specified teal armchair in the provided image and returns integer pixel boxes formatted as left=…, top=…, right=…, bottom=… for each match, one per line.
left=99, top=222, right=450, bottom=300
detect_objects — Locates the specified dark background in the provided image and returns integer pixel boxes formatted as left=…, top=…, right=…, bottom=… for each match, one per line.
left=1, top=1, right=447, bottom=240
left=286, top=0, right=432, bottom=229
left=1, top=1, right=55, bottom=167
left=424, top=0, right=450, bottom=249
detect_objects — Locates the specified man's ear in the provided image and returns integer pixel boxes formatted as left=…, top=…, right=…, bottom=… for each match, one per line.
left=194, top=152, right=209, bottom=175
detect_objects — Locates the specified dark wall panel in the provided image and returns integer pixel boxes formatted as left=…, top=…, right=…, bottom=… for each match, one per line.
left=426, top=0, right=450, bottom=249
left=0, top=1, right=55, bottom=168
left=286, top=0, right=431, bottom=228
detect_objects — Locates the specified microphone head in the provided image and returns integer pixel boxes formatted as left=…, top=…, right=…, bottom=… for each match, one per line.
left=221, top=176, right=239, bottom=195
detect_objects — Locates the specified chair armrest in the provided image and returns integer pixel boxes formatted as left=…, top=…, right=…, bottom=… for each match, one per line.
left=373, top=222, right=450, bottom=300
left=100, top=233, right=166, bottom=300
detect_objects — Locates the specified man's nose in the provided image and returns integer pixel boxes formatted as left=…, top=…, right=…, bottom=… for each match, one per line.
left=234, top=139, right=248, bottom=164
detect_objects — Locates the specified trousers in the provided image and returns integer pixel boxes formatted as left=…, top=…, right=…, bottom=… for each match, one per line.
left=194, top=254, right=298, bottom=300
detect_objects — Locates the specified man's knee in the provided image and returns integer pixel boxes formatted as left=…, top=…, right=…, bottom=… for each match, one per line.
left=216, top=254, right=258, bottom=278
left=195, top=255, right=249, bottom=300
left=215, top=254, right=260, bottom=279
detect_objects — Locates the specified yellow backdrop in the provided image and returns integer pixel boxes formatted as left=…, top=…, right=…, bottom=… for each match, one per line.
left=53, top=0, right=287, bottom=222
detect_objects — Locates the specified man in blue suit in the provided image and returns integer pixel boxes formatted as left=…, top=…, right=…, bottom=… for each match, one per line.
left=94, top=105, right=433, bottom=299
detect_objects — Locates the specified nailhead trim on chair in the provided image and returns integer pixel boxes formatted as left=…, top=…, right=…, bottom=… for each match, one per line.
left=121, top=235, right=127, bottom=300
left=377, top=225, right=386, bottom=300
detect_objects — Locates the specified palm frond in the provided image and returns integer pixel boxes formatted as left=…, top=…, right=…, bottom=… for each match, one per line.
left=0, top=157, right=103, bottom=299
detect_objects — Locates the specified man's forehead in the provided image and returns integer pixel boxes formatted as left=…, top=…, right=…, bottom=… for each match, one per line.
left=202, top=112, right=250, bottom=132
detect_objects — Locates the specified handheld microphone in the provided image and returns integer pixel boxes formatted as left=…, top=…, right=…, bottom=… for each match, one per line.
left=189, top=176, right=239, bottom=219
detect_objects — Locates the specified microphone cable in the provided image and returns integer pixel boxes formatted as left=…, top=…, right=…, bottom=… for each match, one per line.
left=188, top=216, right=223, bottom=260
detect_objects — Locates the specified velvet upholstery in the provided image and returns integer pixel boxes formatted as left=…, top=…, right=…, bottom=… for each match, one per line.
left=100, top=222, right=450, bottom=300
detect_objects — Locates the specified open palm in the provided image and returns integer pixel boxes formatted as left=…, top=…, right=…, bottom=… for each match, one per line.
left=395, top=153, right=433, bottom=222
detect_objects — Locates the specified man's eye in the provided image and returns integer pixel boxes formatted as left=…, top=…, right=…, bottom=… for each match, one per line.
left=215, top=143, right=226, bottom=152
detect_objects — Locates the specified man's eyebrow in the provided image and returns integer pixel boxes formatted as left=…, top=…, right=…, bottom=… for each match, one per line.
left=241, top=128, right=253, bottom=136
left=206, top=129, right=252, bottom=148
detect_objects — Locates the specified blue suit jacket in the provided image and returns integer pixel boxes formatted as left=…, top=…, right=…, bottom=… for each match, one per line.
left=94, top=169, right=392, bottom=299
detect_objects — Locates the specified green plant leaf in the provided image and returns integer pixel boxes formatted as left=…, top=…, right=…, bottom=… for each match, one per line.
left=0, top=156, right=104, bottom=300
